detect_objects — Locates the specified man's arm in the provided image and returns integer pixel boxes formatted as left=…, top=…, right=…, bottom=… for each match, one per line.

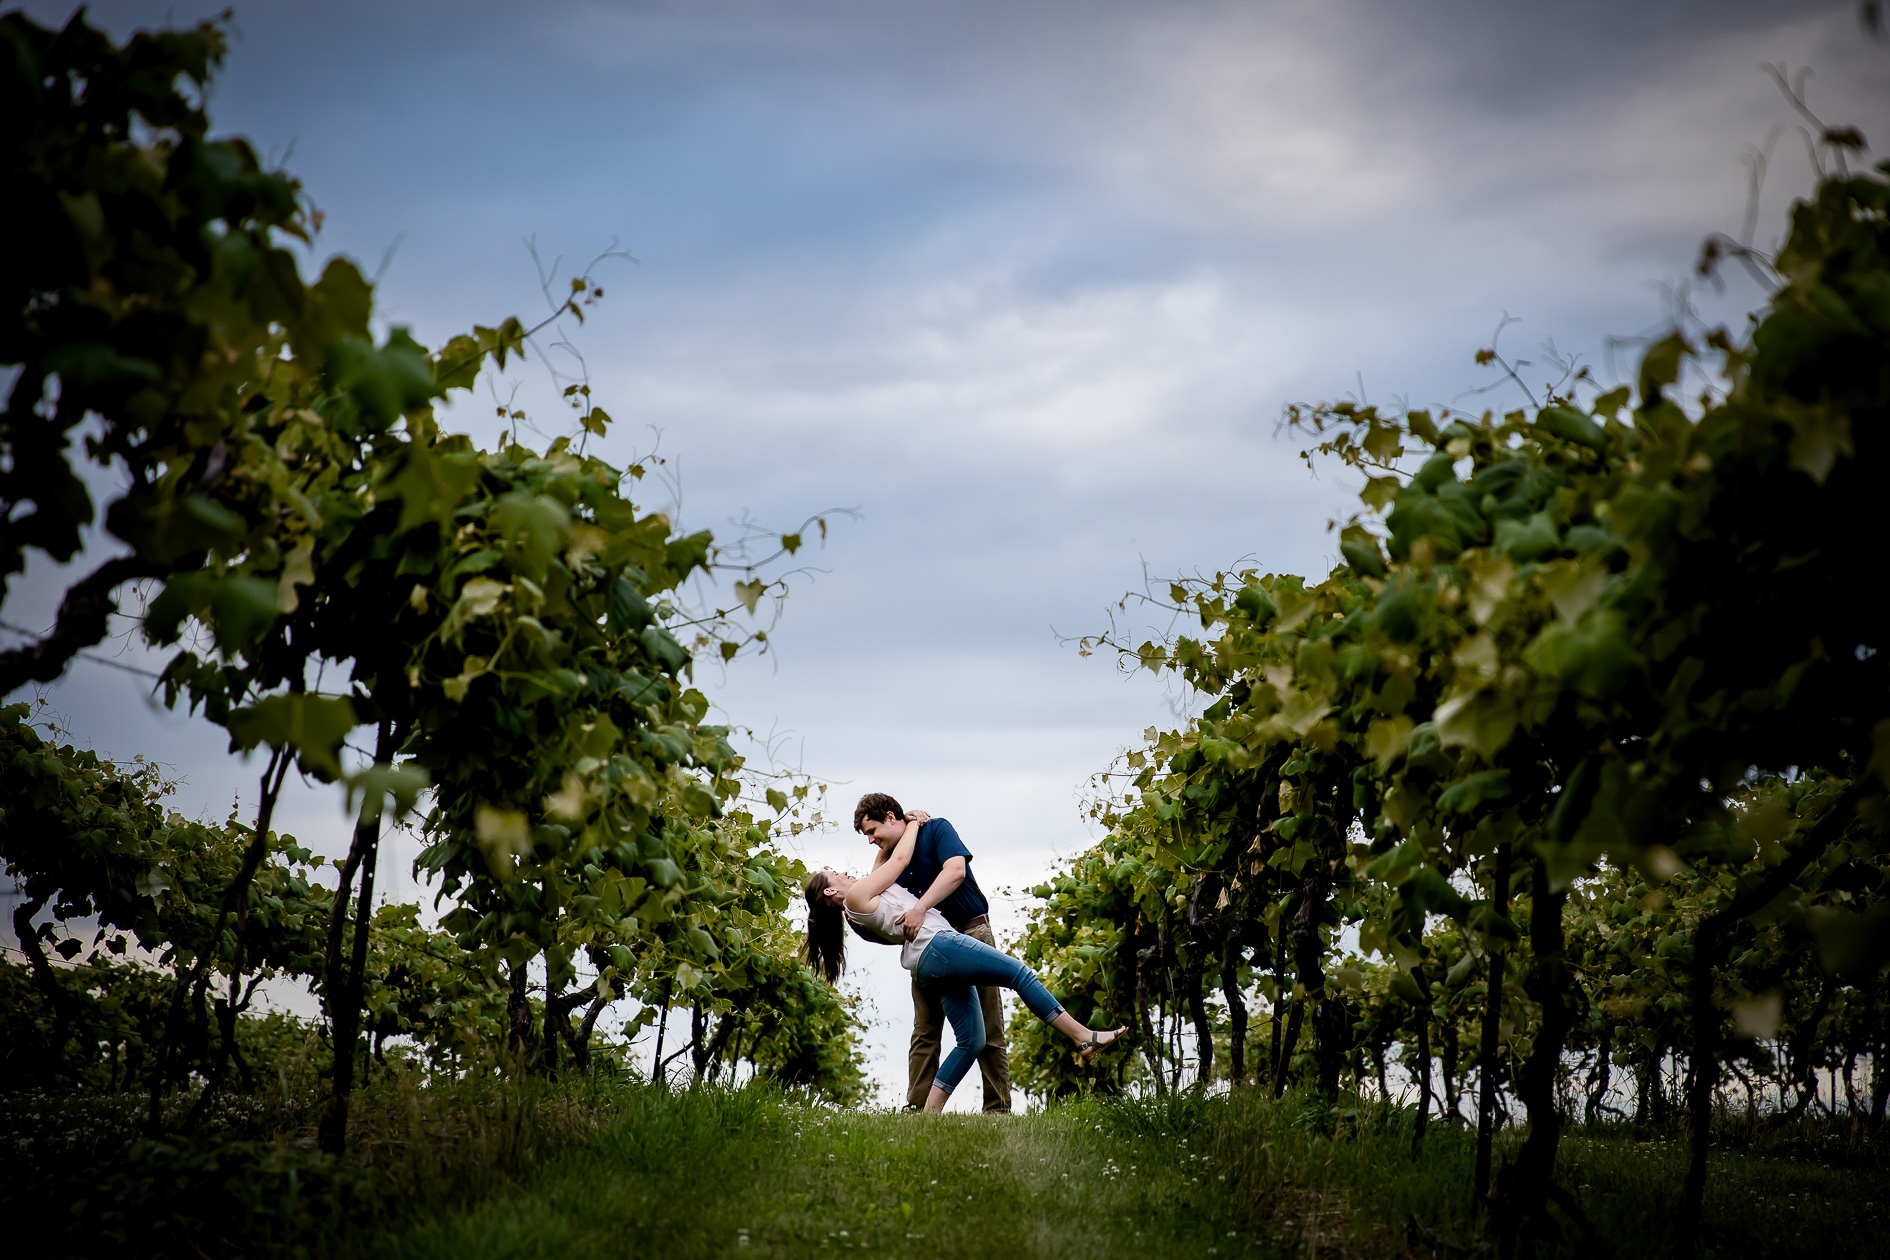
left=899, top=857, right=966, bottom=938
left=899, top=820, right=969, bottom=939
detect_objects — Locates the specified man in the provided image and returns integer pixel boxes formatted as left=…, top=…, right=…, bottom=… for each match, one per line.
left=854, top=792, right=1010, bottom=1113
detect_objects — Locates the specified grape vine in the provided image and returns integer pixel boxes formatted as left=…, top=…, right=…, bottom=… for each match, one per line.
left=0, top=6, right=867, bottom=1167
left=1014, top=117, right=1889, bottom=1246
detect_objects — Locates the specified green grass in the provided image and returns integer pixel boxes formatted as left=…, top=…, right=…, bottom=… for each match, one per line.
left=363, top=1085, right=1888, bottom=1260
left=368, top=1087, right=1270, bottom=1260
left=1172, top=1090, right=1889, bottom=1259
left=7, top=1078, right=1885, bottom=1257
left=1556, top=1131, right=1890, bottom=1259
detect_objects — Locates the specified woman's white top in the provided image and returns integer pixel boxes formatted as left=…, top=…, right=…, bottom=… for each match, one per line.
left=845, top=881, right=954, bottom=971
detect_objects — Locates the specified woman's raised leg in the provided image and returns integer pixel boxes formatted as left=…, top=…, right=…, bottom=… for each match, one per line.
left=917, top=933, right=1125, bottom=1066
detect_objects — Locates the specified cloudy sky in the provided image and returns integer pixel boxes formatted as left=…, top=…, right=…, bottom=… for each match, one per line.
left=8, top=0, right=1886, bottom=1105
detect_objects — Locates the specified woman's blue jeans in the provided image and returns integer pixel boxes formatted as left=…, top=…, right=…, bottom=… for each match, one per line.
left=913, top=931, right=1064, bottom=1096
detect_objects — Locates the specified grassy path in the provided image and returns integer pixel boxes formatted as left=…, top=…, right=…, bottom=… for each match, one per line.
left=360, top=1084, right=1889, bottom=1260
left=370, top=1091, right=1271, bottom=1260
left=9, top=1077, right=1885, bottom=1256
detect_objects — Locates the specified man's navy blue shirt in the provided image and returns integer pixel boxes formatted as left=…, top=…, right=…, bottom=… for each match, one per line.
left=896, top=818, right=989, bottom=929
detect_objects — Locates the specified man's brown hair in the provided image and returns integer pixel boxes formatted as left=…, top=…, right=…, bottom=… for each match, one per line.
left=853, top=792, right=905, bottom=833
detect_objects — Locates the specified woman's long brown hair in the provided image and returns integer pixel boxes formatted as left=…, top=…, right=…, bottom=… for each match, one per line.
left=804, top=872, right=846, bottom=982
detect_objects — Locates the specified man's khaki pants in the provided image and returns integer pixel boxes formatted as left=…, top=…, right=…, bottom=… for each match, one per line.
left=908, top=920, right=1012, bottom=1112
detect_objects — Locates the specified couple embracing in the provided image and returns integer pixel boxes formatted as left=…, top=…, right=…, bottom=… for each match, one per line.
left=804, top=793, right=1123, bottom=1113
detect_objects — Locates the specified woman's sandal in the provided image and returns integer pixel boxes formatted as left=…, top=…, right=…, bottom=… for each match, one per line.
left=1078, top=1027, right=1127, bottom=1061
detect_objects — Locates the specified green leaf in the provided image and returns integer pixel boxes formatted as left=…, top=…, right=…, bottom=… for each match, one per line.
left=1340, top=536, right=1388, bottom=579
left=40, top=341, right=160, bottom=395
left=1494, top=511, right=1559, bottom=562
left=1365, top=839, right=1422, bottom=884
left=1787, top=408, right=1854, bottom=485
left=1636, top=332, right=1690, bottom=405
left=433, top=333, right=486, bottom=393
left=1523, top=609, right=1640, bottom=702
left=1546, top=755, right=1601, bottom=846
left=58, top=190, right=112, bottom=271
left=144, top=571, right=214, bottom=644
left=1370, top=581, right=1424, bottom=643
left=1434, top=690, right=1517, bottom=760
left=387, top=445, right=484, bottom=534
left=638, top=625, right=689, bottom=675
left=1437, top=769, right=1512, bottom=814
left=347, top=762, right=430, bottom=822
left=578, top=714, right=619, bottom=759
left=1590, top=386, right=1631, bottom=419
left=1361, top=422, right=1404, bottom=464
left=1404, top=868, right=1468, bottom=919
left=443, top=578, right=508, bottom=641
left=1364, top=715, right=1413, bottom=772
left=1471, top=904, right=1520, bottom=946
left=1543, top=834, right=1606, bottom=892
left=473, top=805, right=533, bottom=879
left=733, top=578, right=765, bottom=615
left=1535, top=405, right=1609, bottom=453
left=665, top=530, right=714, bottom=580
left=1360, top=476, right=1401, bottom=513
left=1411, top=452, right=1457, bottom=491
left=1386, top=489, right=1464, bottom=561
left=329, top=328, right=438, bottom=426
left=145, top=571, right=279, bottom=653
left=492, top=491, right=571, bottom=581
left=1563, top=524, right=1623, bottom=556
left=1809, top=903, right=1890, bottom=982
left=1234, top=585, right=1276, bottom=624
left=609, top=577, right=654, bottom=633
left=617, top=671, right=666, bottom=707
left=445, top=549, right=503, bottom=582
left=297, top=257, right=375, bottom=352
left=476, top=317, right=529, bottom=370
left=108, top=492, right=246, bottom=563
left=226, top=693, right=358, bottom=779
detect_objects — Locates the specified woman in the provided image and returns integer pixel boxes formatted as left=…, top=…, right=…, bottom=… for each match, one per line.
left=805, top=812, right=1124, bottom=1113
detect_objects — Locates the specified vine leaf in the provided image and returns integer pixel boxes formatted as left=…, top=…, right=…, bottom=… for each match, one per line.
left=226, top=694, right=358, bottom=780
